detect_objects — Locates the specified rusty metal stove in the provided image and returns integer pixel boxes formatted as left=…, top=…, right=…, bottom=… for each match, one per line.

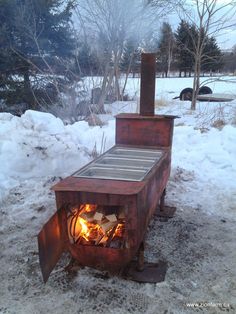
left=38, top=53, right=178, bottom=283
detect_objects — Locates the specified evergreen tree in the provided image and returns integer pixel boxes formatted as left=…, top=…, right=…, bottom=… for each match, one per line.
left=175, top=20, right=195, bottom=77
left=157, top=22, right=175, bottom=77
left=0, top=0, right=75, bottom=108
left=76, top=42, right=100, bottom=76
left=120, top=38, right=140, bottom=77
left=202, top=36, right=223, bottom=74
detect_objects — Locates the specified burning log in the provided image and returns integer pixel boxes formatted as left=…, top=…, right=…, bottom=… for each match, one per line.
left=105, top=214, right=117, bottom=222
left=67, top=205, right=125, bottom=247
left=80, top=211, right=95, bottom=222
left=97, top=235, right=109, bottom=245
left=100, top=221, right=117, bottom=234
left=94, top=212, right=103, bottom=221
left=95, top=234, right=105, bottom=245
left=106, top=224, right=119, bottom=247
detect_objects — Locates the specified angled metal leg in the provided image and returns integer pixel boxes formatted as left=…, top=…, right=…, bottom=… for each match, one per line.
left=64, top=257, right=82, bottom=273
left=156, top=188, right=176, bottom=218
left=122, top=242, right=167, bottom=283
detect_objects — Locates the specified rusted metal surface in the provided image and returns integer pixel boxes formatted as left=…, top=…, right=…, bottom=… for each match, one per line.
left=140, top=53, right=156, bottom=116
left=52, top=176, right=144, bottom=195
left=135, top=151, right=171, bottom=244
left=116, top=114, right=177, bottom=148
left=38, top=207, right=65, bottom=282
left=68, top=245, right=135, bottom=273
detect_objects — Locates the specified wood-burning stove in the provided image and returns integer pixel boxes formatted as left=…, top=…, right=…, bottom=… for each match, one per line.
left=38, top=53, right=178, bottom=283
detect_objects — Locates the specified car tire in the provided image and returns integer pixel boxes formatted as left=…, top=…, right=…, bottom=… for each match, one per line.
left=198, top=86, right=212, bottom=95
left=179, top=88, right=193, bottom=101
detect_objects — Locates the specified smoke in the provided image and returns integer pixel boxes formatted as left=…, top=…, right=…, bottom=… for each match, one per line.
left=72, top=0, right=176, bottom=52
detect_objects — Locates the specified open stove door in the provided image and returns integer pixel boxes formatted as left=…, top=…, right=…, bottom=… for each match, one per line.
left=38, top=208, right=65, bottom=283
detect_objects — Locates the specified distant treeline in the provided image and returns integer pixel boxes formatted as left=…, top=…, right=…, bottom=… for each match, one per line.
left=0, top=0, right=236, bottom=113
left=78, top=20, right=235, bottom=78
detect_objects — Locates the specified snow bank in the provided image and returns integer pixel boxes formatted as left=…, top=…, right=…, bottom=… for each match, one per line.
left=21, top=110, right=65, bottom=134
left=171, top=124, right=236, bottom=215
left=0, top=110, right=115, bottom=200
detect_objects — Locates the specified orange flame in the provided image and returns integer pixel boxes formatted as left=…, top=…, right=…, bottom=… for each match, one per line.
left=84, top=204, right=97, bottom=212
left=68, top=204, right=125, bottom=245
left=114, top=223, right=125, bottom=238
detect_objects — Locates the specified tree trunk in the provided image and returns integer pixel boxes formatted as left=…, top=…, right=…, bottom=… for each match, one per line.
left=97, top=64, right=114, bottom=113
left=97, top=63, right=109, bottom=113
left=114, top=67, right=121, bottom=101
left=113, top=51, right=122, bottom=101
left=167, top=47, right=172, bottom=78
left=191, top=57, right=201, bottom=110
left=23, top=70, right=34, bottom=108
left=122, top=53, right=134, bottom=99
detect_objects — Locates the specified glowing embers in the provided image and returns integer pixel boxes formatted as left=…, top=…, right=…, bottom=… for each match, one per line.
left=67, top=204, right=126, bottom=248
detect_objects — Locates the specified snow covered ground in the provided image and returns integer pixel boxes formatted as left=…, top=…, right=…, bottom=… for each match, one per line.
left=0, top=77, right=236, bottom=313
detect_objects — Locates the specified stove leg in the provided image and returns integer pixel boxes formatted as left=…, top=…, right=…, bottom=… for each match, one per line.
left=137, top=242, right=145, bottom=272
left=64, top=257, right=82, bottom=273
left=122, top=242, right=167, bottom=283
left=156, top=188, right=176, bottom=218
left=160, top=188, right=166, bottom=212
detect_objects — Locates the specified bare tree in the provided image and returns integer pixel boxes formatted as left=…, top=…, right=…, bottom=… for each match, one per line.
left=180, top=0, right=236, bottom=110
left=74, top=0, right=182, bottom=112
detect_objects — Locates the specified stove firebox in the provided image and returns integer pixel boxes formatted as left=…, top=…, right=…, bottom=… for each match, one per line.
left=38, top=53, right=177, bottom=283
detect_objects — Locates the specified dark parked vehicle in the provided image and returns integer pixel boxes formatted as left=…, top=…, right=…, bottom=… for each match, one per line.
left=175, top=86, right=213, bottom=101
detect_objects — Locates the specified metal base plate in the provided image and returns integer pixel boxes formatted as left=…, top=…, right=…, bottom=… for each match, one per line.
left=123, top=260, right=167, bottom=283
left=156, top=206, right=176, bottom=218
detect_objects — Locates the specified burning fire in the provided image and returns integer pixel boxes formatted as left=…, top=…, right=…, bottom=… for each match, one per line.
left=67, top=204, right=125, bottom=248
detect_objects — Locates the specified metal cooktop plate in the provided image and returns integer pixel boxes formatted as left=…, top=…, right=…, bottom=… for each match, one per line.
left=73, top=146, right=164, bottom=181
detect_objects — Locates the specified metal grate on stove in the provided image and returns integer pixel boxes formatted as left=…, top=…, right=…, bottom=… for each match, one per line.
left=73, top=146, right=164, bottom=181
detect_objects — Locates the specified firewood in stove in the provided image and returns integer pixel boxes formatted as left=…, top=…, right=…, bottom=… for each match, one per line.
left=98, top=235, right=108, bottom=245
left=80, top=211, right=95, bottom=222
left=105, top=214, right=117, bottom=222
left=93, top=212, right=103, bottom=221
left=78, top=237, right=91, bottom=245
left=100, top=221, right=116, bottom=234
left=106, top=224, right=119, bottom=247
left=95, top=234, right=104, bottom=245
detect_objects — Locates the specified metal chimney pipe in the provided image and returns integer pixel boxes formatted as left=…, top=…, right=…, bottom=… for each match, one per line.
left=140, top=53, right=156, bottom=116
